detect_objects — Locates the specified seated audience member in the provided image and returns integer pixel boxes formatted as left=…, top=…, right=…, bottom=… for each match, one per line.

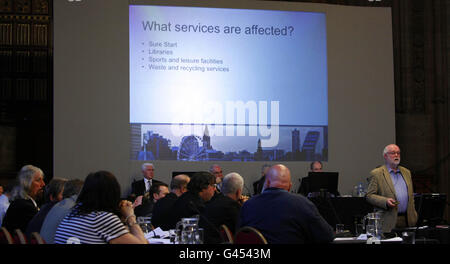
left=0, top=182, right=14, bottom=227
left=210, top=164, right=224, bottom=192
left=26, top=177, right=68, bottom=237
left=166, top=171, right=216, bottom=229
left=2, top=165, right=46, bottom=232
left=201, top=172, right=244, bottom=244
left=151, top=174, right=190, bottom=230
left=310, top=161, right=323, bottom=172
left=130, top=163, right=164, bottom=199
left=54, top=171, right=148, bottom=244
left=253, top=164, right=271, bottom=195
left=134, top=182, right=169, bottom=217
left=40, top=179, right=84, bottom=243
left=239, top=164, right=335, bottom=244
left=297, top=161, right=322, bottom=195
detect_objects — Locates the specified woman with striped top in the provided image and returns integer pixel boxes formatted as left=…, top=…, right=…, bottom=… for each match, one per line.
left=54, top=170, right=148, bottom=244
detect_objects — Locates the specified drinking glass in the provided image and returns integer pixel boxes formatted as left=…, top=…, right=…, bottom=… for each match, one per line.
left=195, top=228, right=204, bottom=244
left=366, top=224, right=375, bottom=238
left=137, top=216, right=152, bottom=233
left=366, top=224, right=381, bottom=244
left=169, top=229, right=180, bottom=244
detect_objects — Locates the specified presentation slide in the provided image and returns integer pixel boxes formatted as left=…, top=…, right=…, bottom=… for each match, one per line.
left=54, top=0, right=395, bottom=195
left=129, top=5, right=328, bottom=162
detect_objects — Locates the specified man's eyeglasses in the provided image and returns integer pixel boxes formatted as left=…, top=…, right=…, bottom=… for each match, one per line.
left=387, top=151, right=400, bottom=155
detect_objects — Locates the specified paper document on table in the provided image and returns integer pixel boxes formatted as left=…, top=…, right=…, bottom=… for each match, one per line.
left=154, top=227, right=169, bottom=238
left=148, top=238, right=171, bottom=244
left=145, top=227, right=170, bottom=239
left=355, top=234, right=402, bottom=242
left=356, top=234, right=367, bottom=240
left=333, top=237, right=358, bottom=241
left=382, top=237, right=403, bottom=242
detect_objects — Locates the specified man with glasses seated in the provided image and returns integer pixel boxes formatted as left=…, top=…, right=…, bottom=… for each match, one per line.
left=366, top=144, right=418, bottom=233
left=209, top=164, right=224, bottom=202
left=209, top=164, right=224, bottom=192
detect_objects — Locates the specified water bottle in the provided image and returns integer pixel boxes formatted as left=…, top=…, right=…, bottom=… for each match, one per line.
left=357, top=183, right=365, bottom=197
left=352, top=185, right=359, bottom=197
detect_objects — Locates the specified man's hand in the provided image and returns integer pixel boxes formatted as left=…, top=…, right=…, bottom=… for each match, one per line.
left=386, top=198, right=399, bottom=208
left=133, top=195, right=143, bottom=208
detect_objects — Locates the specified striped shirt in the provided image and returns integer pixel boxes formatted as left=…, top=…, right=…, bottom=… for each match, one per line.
left=54, top=210, right=128, bottom=244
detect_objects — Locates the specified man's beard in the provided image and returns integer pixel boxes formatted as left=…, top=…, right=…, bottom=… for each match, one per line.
left=392, top=158, right=400, bottom=166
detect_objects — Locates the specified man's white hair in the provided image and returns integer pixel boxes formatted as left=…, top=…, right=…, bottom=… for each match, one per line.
left=383, top=144, right=399, bottom=156
left=12, top=164, right=44, bottom=200
left=221, top=172, right=244, bottom=195
left=142, top=163, right=154, bottom=171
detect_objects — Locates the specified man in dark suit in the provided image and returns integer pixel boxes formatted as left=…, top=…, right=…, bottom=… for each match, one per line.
left=253, top=164, right=271, bottom=195
left=131, top=163, right=164, bottom=198
left=166, top=171, right=216, bottom=229
left=201, top=172, right=244, bottom=244
left=151, top=174, right=190, bottom=230
left=239, top=164, right=335, bottom=244
left=208, top=164, right=225, bottom=202
left=297, top=161, right=322, bottom=195
left=209, top=164, right=223, bottom=192
left=134, top=182, right=169, bottom=217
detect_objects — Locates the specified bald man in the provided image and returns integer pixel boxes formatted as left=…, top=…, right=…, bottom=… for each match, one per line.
left=151, top=174, right=190, bottom=230
left=366, top=144, right=417, bottom=232
left=239, top=164, right=335, bottom=244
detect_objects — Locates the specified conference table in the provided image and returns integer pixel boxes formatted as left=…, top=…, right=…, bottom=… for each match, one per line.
left=309, top=195, right=449, bottom=243
left=333, top=236, right=403, bottom=244
left=143, top=195, right=449, bottom=244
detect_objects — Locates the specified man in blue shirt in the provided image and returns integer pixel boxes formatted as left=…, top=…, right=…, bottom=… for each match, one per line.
left=366, top=144, right=418, bottom=232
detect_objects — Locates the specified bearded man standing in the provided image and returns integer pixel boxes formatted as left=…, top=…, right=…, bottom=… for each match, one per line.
left=366, top=144, right=418, bottom=232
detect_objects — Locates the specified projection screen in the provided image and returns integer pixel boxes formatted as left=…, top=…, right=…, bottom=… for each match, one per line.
left=54, top=0, right=395, bottom=196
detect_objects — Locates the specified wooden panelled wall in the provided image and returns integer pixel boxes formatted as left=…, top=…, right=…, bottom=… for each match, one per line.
left=0, top=0, right=448, bottom=220
left=0, top=0, right=52, bottom=184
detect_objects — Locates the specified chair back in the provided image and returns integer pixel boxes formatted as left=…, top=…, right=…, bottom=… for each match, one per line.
left=0, top=227, right=14, bottom=244
left=219, top=224, right=234, bottom=244
left=29, top=232, right=46, bottom=244
left=13, top=229, right=28, bottom=244
left=234, top=226, right=268, bottom=244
